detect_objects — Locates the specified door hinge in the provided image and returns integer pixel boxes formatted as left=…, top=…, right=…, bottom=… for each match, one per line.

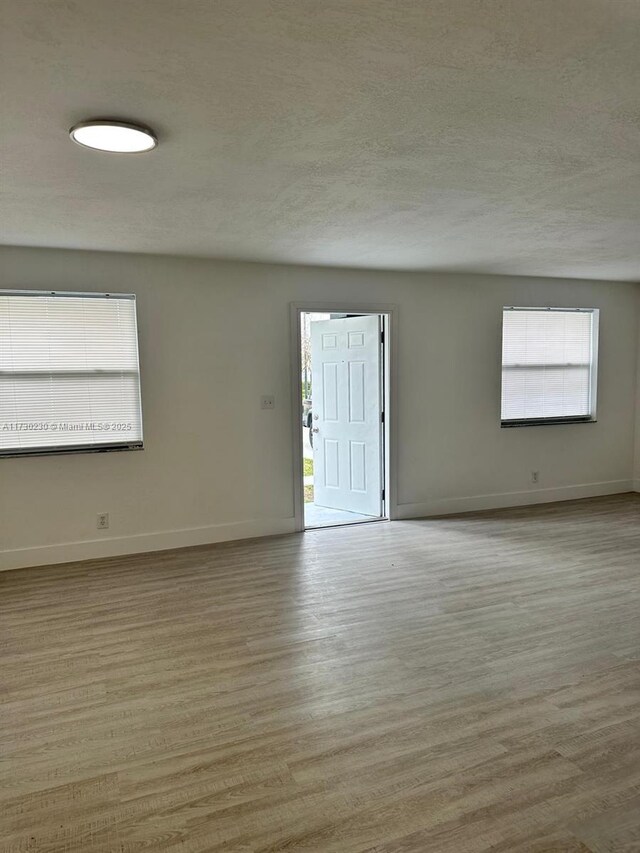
left=380, top=329, right=385, bottom=344
left=381, top=488, right=385, bottom=501
left=381, top=410, right=385, bottom=424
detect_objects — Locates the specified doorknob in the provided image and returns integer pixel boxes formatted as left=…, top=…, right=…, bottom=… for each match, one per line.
left=312, top=427, right=319, bottom=433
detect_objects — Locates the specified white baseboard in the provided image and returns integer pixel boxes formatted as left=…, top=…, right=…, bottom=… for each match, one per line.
left=0, top=517, right=297, bottom=572
left=396, top=479, right=634, bottom=520
left=3, top=480, right=636, bottom=572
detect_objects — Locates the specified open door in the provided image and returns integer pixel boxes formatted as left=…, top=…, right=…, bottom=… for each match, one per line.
left=310, top=315, right=383, bottom=518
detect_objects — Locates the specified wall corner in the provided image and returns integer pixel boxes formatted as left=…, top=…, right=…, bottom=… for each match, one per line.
left=634, top=284, right=640, bottom=490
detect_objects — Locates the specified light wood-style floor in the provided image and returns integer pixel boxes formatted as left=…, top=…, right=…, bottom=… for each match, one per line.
left=2, top=494, right=640, bottom=853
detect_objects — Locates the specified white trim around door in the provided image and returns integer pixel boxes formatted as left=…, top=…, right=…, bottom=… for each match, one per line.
left=289, top=302, right=398, bottom=532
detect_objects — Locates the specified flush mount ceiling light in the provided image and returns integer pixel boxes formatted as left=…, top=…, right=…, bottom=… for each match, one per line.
left=69, top=119, right=157, bottom=153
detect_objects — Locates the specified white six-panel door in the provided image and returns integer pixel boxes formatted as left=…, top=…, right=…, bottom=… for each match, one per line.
left=310, top=315, right=382, bottom=517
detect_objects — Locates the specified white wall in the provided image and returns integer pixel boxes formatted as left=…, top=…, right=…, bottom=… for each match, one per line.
left=1, top=245, right=638, bottom=570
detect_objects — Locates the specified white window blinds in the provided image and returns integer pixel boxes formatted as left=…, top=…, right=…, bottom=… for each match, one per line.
left=0, top=291, right=143, bottom=456
left=501, top=308, right=598, bottom=425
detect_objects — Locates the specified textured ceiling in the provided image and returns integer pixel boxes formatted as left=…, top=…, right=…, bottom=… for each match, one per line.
left=1, top=0, right=640, bottom=279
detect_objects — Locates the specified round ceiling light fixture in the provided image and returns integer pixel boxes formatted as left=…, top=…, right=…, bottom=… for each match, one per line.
left=69, top=119, right=157, bottom=153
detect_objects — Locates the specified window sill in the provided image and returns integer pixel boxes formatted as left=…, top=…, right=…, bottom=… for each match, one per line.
left=0, top=443, right=144, bottom=459
left=501, top=418, right=596, bottom=429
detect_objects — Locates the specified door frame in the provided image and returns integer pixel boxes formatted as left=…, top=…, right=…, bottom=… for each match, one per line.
left=289, top=302, right=398, bottom=532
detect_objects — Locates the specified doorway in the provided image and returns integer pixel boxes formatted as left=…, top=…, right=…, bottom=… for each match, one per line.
left=291, top=305, right=394, bottom=530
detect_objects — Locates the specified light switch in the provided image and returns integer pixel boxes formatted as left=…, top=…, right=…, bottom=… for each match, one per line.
left=260, top=395, right=275, bottom=410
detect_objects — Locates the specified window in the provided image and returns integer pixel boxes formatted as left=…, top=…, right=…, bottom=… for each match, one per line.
left=501, top=307, right=598, bottom=427
left=0, top=291, right=143, bottom=456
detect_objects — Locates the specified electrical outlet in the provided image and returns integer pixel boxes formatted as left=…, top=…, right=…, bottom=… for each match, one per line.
left=260, top=395, right=275, bottom=410
left=97, top=513, right=110, bottom=530
left=531, top=471, right=539, bottom=485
